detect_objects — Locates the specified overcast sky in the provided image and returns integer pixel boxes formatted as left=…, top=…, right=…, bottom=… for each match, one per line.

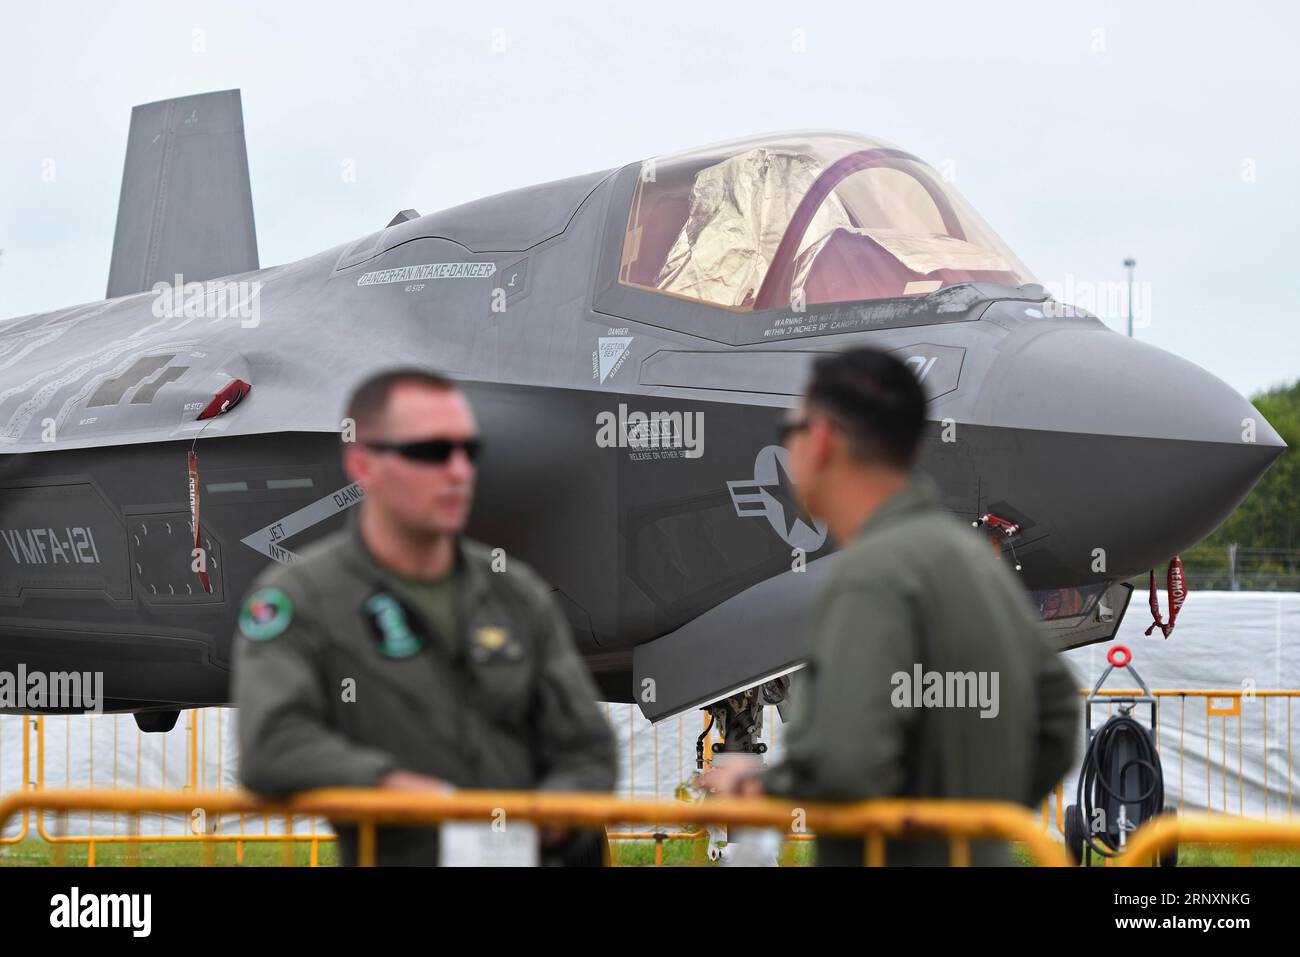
left=1, top=0, right=1295, bottom=397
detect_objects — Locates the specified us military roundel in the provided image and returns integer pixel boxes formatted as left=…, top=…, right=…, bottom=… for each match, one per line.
left=239, top=588, right=294, bottom=641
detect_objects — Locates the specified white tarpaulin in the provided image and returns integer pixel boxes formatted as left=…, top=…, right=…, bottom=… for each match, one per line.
left=1058, top=590, right=1300, bottom=820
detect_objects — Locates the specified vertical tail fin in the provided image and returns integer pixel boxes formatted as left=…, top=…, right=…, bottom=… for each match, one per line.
left=106, top=89, right=259, bottom=298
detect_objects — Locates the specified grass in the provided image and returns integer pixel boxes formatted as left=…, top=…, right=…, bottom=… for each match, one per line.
left=0, top=838, right=339, bottom=867
left=0, top=834, right=813, bottom=867
left=1012, top=842, right=1300, bottom=867
left=4, top=835, right=1298, bottom=867
left=1173, top=845, right=1300, bottom=866
left=607, top=833, right=815, bottom=866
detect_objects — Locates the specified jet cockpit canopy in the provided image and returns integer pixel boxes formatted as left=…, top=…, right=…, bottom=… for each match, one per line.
left=619, top=132, right=1035, bottom=312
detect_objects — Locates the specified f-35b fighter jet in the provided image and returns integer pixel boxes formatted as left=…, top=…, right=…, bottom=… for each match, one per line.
left=0, top=90, right=1283, bottom=731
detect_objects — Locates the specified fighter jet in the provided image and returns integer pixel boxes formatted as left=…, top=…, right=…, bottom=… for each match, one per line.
left=0, top=90, right=1284, bottom=731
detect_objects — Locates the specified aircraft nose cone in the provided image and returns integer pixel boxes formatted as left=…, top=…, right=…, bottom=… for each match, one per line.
left=973, top=322, right=1284, bottom=583
left=980, top=322, right=1284, bottom=451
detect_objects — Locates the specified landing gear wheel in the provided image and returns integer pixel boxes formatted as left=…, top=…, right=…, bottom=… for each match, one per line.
left=1064, top=804, right=1084, bottom=865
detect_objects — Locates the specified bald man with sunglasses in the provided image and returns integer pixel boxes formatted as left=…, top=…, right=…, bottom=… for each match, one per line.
left=232, top=368, right=616, bottom=866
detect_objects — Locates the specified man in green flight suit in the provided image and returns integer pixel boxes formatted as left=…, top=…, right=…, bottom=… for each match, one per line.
left=232, top=368, right=616, bottom=865
left=703, top=348, right=1079, bottom=866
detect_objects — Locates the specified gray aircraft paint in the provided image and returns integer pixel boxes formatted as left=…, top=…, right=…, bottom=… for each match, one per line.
left=0, top=91, right=1285, bottom=723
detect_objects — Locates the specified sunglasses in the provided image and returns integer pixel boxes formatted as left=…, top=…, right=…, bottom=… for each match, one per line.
left=776, top=418, right=811, bottom=445
left=363, top=436, right=483, bottom=465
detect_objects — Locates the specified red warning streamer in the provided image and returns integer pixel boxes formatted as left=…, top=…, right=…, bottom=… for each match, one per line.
left=1144, top=556, right=1186, bottom=639
left=188, top=450, right=213, bottom=594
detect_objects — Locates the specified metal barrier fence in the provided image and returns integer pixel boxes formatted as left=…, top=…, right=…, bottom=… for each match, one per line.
left=0, top=717, right=28, bottom=848
left=4, top=690, right=1300, bottom=865
left=1174, top=545, right=1300, bottom=592
left=0, top=788, right=1070, bottom=867
left=1116, top=814, right=1300, bottom=866
left=13, top=785, right=1300, bottom=867
left=0, top=712, right=331, bottom=865
left=0, top=705, right=765, bottom=861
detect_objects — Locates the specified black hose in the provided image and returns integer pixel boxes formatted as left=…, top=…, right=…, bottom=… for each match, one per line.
left=695, top=712, right=714, bottom=772
left=1075, top=714, right=1164, bottom=858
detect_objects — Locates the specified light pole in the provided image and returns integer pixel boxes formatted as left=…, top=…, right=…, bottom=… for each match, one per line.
left=1123, top=257, right=1136, bottom=337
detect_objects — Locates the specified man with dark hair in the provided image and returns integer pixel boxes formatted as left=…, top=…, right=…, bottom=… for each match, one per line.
left=703, top=347, right=1078, bottom=866
left=344, top=367, right=458, bottom=433
left=232, top=368, right=616, bottom=866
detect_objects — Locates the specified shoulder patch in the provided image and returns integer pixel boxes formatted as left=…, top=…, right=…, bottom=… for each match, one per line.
left=239, top=587, right=295, bottom=641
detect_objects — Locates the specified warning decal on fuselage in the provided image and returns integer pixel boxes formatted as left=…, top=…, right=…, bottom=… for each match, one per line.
left=241, top=483, right=366, bottom=564
left=356, top=263, right=497, bottom=286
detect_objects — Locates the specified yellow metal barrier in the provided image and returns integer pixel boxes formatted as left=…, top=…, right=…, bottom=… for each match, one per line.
left=0, top=788, right=1070, bottom=867
left=1117, top=813, right=1300, bottom=866
left=1093, top=689, right=1298, bottom=819
left=7, top=689, right=1298, bottom=864
left=0, top=716, right=31, bottom=846
left=2, top=711, right=333, bottom=863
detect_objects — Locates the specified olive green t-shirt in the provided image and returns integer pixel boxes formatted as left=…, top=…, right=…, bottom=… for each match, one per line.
left=393, top=568, right=461, bottom=654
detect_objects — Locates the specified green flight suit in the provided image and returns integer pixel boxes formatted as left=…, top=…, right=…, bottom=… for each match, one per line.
left=764, top=479, right=1080, bottom=866
left=231, top=516, right=617, bottom=866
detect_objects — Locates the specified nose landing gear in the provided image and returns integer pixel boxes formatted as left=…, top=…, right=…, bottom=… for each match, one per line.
left=696, top=678, right=790, bottom=864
